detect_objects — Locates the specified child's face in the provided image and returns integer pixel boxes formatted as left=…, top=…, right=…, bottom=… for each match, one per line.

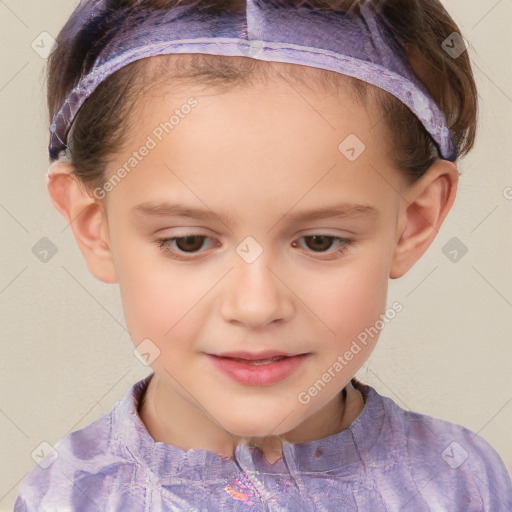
left=99, top=73, right=419, bottom=440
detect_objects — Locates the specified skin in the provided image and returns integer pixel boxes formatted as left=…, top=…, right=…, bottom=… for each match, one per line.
left=47, top=66, right=458, bottom=464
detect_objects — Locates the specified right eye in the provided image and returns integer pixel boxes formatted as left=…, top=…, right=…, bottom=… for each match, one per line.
left=156, top=235, right=218, bottom=260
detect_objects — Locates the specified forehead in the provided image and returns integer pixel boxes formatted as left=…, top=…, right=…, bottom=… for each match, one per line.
left=102, top=62, right=401, bottom=215
left=135, top=55, right=381, bottom=126
left=128, top=60, right=387, bottom=156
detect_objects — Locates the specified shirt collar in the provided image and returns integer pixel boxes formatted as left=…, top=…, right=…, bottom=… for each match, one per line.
left=111, top=373, right=387, bottom=482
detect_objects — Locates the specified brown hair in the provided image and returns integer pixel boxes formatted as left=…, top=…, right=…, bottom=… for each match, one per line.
left=46, top=0, right=478, bottom=194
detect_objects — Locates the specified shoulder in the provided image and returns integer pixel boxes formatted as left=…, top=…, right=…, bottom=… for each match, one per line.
left=14, top=409, right=115, bottom=511
left=366, top=385, right=512, bottom=510
left=13, top=379, right=145, bottom=511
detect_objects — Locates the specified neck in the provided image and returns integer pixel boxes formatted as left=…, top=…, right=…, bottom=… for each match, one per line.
left=138, top=374, right=365, bottom=465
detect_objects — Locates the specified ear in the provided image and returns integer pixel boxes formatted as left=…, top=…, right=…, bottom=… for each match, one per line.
left=46, top=161, right=118, bottom=284
left=390, top=159, right=459, bottom=279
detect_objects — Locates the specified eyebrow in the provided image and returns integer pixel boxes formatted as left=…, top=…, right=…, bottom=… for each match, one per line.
left=130, top=200, right=379, bottom=228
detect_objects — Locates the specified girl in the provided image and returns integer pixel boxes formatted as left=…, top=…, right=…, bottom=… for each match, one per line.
left=15, top=0, right=512, bottom=510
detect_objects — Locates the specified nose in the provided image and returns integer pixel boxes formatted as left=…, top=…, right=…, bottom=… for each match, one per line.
left=220, top=250, right=294, bottom=330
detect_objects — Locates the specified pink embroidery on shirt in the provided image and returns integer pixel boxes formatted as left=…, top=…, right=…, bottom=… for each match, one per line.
left=225, top=477, right=256, bottom=505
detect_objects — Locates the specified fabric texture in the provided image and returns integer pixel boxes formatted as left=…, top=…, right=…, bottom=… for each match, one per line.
left=14, top=373, right=512, bottom=511
left=48, top=0, right=456, bottom=162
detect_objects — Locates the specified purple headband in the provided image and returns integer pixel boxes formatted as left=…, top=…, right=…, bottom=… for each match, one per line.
left=49, top=0, right=456, bottom=161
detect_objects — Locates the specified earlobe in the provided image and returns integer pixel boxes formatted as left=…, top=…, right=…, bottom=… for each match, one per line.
left=390, top=160, right=459, bottom=279
left=47, top=161, right=118, bottom=284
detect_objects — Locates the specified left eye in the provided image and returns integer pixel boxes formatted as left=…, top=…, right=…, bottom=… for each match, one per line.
left=295, top=235, right=344, bottom=252
left=292, top=235, right=353, bottom=259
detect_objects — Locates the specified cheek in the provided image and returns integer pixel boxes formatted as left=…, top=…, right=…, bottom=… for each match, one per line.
left=297, top=260, right=389, bottom=394
left=298, top=253, right=390, bottom=341
left=117, top=251, right=217, bottom=346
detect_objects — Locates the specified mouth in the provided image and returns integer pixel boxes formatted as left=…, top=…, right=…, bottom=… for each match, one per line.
left=211, top=350, right=308, bottom=362
left=225, top=355, right=291, bottom=365
left=206, top=351, right=310, bottom=386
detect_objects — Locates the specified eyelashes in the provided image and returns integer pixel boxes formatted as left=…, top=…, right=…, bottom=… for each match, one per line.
left=157, top=235, right=217, bottom=257
left=155, top=234, right=353, bottom=261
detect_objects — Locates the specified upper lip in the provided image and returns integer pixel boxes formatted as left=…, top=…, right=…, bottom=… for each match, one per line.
left=210, top=350, right=307, bottom=360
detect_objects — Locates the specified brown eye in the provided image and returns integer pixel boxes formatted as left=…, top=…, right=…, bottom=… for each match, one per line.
left=156, top=235, right=216, bottom=260
left=174, top=235, right=207, bottom=253
left=303, top=235, right=335, bottom=252
left=292, top=235, right=353, bottom=260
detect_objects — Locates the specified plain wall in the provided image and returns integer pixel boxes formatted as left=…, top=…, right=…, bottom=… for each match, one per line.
left=1, top=0, right=511, bottom=509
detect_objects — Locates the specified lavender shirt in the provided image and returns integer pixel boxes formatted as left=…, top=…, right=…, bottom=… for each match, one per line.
left=14, top=374, right=512, bottom=511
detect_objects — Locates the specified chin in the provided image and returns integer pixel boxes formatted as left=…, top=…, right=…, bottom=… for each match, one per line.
left=218, top=413, right=300, bottom=440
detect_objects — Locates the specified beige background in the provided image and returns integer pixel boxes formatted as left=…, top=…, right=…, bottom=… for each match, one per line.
left=1, top=0, right=511, bottom=509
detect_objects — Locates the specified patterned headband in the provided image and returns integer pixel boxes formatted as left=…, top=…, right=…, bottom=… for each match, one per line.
left=48, top=0, right=456, bottom=161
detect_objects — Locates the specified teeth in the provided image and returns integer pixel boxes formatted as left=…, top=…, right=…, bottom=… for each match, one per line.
left=234, top=355, right=286, bottom=365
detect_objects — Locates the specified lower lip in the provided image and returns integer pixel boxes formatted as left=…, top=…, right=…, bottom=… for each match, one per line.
left=207, top=354, right=309, bottom=386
